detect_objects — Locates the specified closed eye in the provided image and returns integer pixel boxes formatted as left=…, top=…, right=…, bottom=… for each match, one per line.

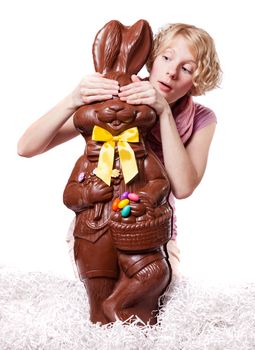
left=97, top=108, right=116, bottom=122
left=118, top=109, right=137, bottom=123
left=182, top=66, right=193, bottom=74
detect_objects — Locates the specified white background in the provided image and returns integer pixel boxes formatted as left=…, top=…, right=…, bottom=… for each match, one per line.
left=1, top=0, right=254, bottom=282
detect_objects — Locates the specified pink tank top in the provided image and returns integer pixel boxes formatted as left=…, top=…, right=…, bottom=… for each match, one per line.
left=148, top=102, right=217, bottom=240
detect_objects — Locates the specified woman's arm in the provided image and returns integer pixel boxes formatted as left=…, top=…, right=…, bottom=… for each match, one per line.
left=17, top=94, right=78, bottom=157
left=119, top=75, right=216, bottom=199
left=159, top=108, right=216, bottom=198
left=17, top=73, right=119, bottom=157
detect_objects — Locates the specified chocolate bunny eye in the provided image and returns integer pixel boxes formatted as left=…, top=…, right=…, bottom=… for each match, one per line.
left=97, top=108, right=116, bottom=123
left=117, top=109, right=137, bottom=123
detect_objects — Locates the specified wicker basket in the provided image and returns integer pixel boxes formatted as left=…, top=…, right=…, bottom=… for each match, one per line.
left=109, top=205, right=172, bottom=251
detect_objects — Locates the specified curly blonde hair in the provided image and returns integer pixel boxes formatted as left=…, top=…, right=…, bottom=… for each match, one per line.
left=146, top=23, right=222, bottom=96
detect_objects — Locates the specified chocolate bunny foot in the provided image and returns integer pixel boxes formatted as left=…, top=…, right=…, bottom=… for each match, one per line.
left=102, top=249, right=171, bottom=325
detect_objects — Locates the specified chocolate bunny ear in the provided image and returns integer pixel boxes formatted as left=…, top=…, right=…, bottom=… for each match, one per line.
left=92, top=20, right=153, bottom=75
left=93, top=20, right=122, bottom=74
left=120, top=19, right=153, bottom=74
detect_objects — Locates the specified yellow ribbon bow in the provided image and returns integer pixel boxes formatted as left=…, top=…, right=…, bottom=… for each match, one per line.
left=92, top=125, right=139, bottom=186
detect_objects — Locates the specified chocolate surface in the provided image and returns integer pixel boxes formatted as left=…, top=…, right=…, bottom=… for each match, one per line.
left=63, top=19, right=172, bottom=325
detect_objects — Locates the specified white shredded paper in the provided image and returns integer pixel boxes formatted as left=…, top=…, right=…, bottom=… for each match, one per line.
left=0, top=266, right=255, bottom=350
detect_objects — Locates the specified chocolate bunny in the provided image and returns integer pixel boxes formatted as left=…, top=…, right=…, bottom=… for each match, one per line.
left=63, top=20, right=173, bottom=325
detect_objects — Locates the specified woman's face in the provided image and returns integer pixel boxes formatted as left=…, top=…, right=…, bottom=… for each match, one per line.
left=149, top=35, right=197, bottom=105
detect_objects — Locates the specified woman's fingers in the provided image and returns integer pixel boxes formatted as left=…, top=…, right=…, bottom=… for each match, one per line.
left=75, top=73, right=119, bottom=105
left=83, top=82, right=118, bottom=90
left=119, top=86, right=148, bottom=96
left=81, top=94, right=113, bottom=104
left=71, top=73, right=119, bottom=108
left=80, top=87, right=118, bottom=97
left=119, top=81, right=147, bottom=92
left=118, top=79, right=168, bottom=114
left=119, top=85, right=156, bottom=105
left=82, top=74, right=119, bottom=89
left=119, top=79, right=153, bottom=102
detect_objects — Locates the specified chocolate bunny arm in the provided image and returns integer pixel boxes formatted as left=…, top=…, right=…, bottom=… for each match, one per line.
left=138, top=151, right=171, bottom=208
left=63, top=155, right=113, bottom=213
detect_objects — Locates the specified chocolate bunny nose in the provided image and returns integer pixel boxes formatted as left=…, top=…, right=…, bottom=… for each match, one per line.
left=107, top=103, right=125, bottom=112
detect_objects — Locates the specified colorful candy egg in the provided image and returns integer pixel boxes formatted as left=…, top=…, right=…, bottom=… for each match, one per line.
left=121, top=205, right=131, bottom=217
left=120, top=191, right=129, bottom=200
left=118, top=199, right=130, bottom=209
left=128, top=193, right=140, bottom=202
left=78, top=172, right=85, bottom=183
left=112, top=198, right=121, bottom=211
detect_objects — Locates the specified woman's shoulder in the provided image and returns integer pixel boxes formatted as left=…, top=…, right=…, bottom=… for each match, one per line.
left=193, top=102, right=217, bottom=133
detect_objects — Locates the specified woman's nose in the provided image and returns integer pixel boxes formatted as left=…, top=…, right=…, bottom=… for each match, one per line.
left=166, top=65, right=178, bottom=80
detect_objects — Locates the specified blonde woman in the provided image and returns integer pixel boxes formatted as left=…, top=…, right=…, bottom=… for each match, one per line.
left=18, top=23, right=221, bottom=277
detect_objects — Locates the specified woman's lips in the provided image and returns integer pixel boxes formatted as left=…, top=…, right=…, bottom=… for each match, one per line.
left=158, top=81, right=172, bottom=92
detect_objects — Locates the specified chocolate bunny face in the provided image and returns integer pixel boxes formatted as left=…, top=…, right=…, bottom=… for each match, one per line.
left=74, top=96, right=157, bottom=137
left=73, top=20, right=157, bottom=138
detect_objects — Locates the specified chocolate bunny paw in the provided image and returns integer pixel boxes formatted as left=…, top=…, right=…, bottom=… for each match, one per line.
left=84, top=176, right=114, bottom=206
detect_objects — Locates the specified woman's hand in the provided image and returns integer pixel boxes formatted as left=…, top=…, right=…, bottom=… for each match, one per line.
left=71, top=73, right=119, bottom=108
left=118, top=75, right=169, bottom=115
